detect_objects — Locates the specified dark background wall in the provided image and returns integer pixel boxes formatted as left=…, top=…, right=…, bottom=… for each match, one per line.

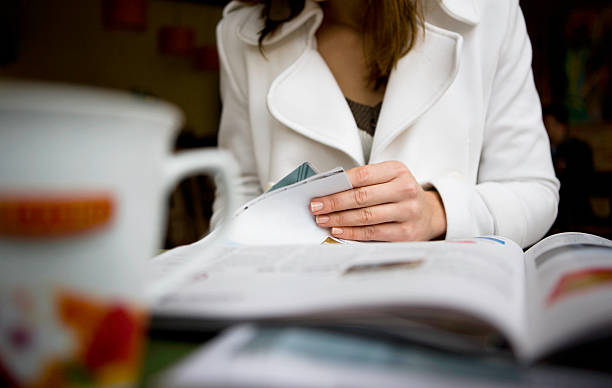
left=522, top=0, right=612, bottom=238
left=523, top=0, right=612, bottom=166
left=1, top=0, right=610, bottom=246
left=0, top=0, right=224, bottom=138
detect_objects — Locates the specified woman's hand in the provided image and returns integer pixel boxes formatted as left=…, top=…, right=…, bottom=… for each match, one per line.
left=309, top=161, right=447, bottom=241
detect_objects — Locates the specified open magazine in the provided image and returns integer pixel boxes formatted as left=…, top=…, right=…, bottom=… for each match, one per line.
left=148, top=167, right=612, bottom=363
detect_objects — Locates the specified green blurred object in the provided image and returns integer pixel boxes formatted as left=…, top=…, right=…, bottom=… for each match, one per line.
left=138, top=339, right=199, bottom=388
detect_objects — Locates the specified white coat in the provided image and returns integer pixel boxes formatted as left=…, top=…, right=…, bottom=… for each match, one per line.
left=213, top=0, right=560, bottom=248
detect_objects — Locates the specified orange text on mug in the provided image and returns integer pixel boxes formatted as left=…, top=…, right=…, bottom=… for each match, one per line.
left=0, top=193, right=115, bottom=237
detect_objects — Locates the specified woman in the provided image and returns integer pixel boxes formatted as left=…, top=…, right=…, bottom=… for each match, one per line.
left=213, top=0, right=559, bottom=248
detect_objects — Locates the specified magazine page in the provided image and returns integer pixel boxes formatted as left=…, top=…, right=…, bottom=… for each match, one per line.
left=524, top=232, right=612, bottom=361
left=152, top=236, right=528, bottom=354
left=146, top=167, right=351, bottom=300
left=225, top=167, right=352, bottom=245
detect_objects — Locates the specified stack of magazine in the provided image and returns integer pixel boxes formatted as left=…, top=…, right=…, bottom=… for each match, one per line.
left=147, top=164, right=612, bottom=384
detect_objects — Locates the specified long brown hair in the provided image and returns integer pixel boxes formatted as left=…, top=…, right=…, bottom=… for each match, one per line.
left=240, top=0, right=424, bottom=90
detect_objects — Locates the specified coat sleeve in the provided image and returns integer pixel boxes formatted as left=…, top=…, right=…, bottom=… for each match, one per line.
left=432, top=1, right=559, bottom=248
left=210, top=15, right=263, bottom=228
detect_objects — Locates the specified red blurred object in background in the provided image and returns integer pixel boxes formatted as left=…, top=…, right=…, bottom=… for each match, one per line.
left=158, top=26, right=195, bottom=56
left=102, top=0, right=147, bottom=31
left=193, top=45, right=219, bottom=71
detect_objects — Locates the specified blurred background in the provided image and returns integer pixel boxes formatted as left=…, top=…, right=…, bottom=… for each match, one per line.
left=0, top=0, right=610, bottom=248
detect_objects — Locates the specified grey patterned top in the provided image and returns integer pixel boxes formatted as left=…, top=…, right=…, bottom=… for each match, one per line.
left=346, top=98, right=382, bottom=163
left=346, top=98, right=382, bottom=136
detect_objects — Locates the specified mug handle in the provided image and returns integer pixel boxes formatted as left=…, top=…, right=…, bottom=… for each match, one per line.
left=145, top=148, right=239, bottom=302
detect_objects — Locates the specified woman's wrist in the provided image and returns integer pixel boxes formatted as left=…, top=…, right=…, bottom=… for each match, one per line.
left=423, top=189, right=447, bottom=240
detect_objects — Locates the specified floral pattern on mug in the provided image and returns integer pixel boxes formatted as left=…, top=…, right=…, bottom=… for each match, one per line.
left=0, top=288, right=146, bottom=387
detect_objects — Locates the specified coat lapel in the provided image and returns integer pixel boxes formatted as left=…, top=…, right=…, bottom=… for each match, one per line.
left=267, top=47, right=366, bottom=166
left=371, top=23, right=462, bottom=158
left=246, top=0, right=467, bottom=166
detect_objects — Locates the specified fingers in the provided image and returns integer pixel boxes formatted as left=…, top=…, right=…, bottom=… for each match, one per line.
left=310, top=181, right=415, bottom=214
left=329, top=223, right=418, bottom=242
left=315, top=203, right=406, bottom=227
left=311, top=178, right=420, bottom=215
left=346, top=161, right=413, bottom=188
left=310, top=161, right=417, bottom=215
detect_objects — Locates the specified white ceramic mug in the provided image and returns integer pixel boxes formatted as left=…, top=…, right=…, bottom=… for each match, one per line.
left=0, top=79, right=237, bottom=387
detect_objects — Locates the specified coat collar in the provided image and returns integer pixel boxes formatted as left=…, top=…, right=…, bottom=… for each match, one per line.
left=228, top=0, right=480, bottom=46
left=267, top=22, right=462, bottom=164
left=227, top=0, right=324, bottom=46
left=437, top=0, right=480, bottom=26
left=227, top=0, right=468, bottom=164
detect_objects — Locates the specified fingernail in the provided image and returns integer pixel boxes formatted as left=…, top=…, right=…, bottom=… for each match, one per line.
left=316, top=215, right=329, bottom=224
left=310, top=202, right=323, bottom=212
left=331, top=227, right=343, bottom=235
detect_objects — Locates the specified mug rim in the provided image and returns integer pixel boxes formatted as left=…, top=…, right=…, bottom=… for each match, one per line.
left=0, top=78, right=183, bottom=127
